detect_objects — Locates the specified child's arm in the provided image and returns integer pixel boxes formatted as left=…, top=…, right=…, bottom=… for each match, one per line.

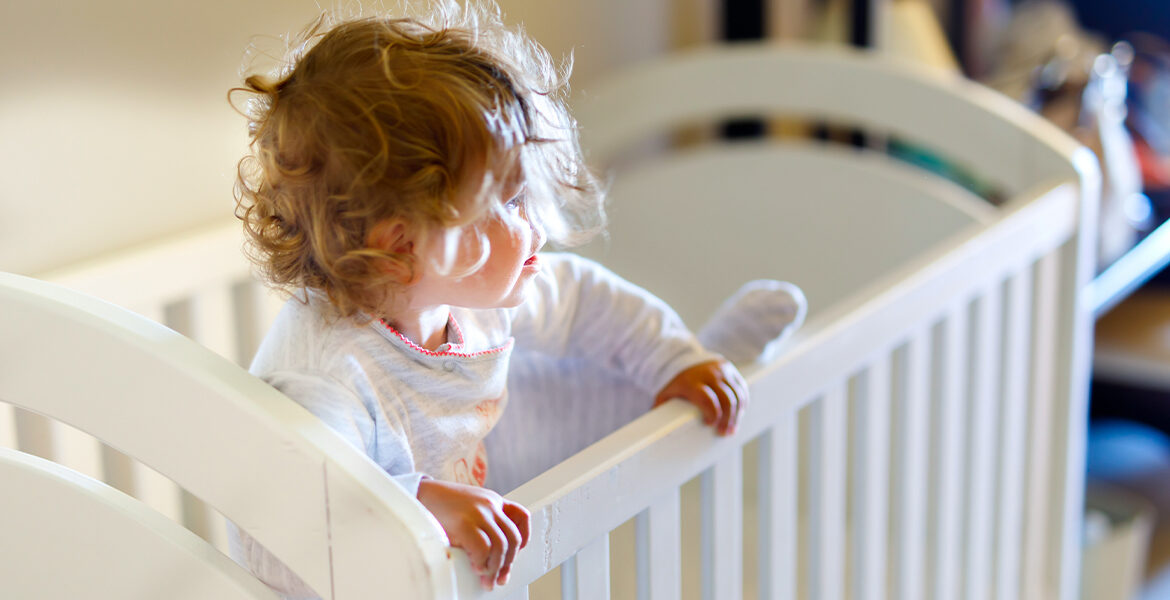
left=416, top=479, right=530, bottom=589
left=509, top=253, right=747, bottom=434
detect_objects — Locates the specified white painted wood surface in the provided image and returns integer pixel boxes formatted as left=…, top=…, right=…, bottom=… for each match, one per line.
left=0, top=447, right=278, bottom=600
left=24, top=219, right=284, bottom=552
left=892, top=330, right=930, bottom=600
left=702, top=451, right=744, bottom=600
left=931, top=303, right=969, bottom=600
left=0, top=273, right=457, bottom=599
left=965, top=284, right=1004, bottom=600
left=562, top=535, right=611, bottom=600
left=1024, top=252, right=1060, bottom=600
left=809, top=386, right=846, bottom=600
left=635, top=491, right=682, bottom=600
left=34, top=220, right=251, bottom=314
left=0, top=402, right=15, bottom=450
left=132, top=460, right=185, bottom=525
left=574, top=45, right=1084, bottom=198
left=574, top=142, right=994, bottom=327
left=853, top=358, right=891, bottom=600
left=997, top=268, right=1034, bottom=600
left=759, top=418, right=798, bottom=600
left=49, top=421, right=104, bottom=482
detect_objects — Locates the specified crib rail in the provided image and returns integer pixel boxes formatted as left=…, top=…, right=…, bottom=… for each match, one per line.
left=0, top=271, right=456, bottom=599
left=0, top=220, right=283, bottom=553
left=0, top=446, right=279, bottom=599
left=467, top=181, right=1086, bottom=600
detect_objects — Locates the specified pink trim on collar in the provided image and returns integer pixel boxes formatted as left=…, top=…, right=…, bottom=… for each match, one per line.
left=377, top=316, right=510, bottom=358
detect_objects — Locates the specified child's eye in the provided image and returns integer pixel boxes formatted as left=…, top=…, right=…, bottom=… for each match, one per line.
left=505, top=193, right=524, bottom=211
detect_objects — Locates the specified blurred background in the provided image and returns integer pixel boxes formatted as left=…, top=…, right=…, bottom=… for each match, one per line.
left=5, top=1, right=1170, bottom=598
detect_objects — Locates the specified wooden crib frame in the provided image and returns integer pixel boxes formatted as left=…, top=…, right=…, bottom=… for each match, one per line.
left=0, top=45, right=1099, bottom=600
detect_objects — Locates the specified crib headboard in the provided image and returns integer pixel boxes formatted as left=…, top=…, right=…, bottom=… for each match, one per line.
left=570, top=44, right=1096, bottom=328
left=0, top=272, right=456, bottom=599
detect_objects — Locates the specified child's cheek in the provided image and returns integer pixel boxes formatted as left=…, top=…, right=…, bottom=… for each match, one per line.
left=501, top=218, right=529, bottom=248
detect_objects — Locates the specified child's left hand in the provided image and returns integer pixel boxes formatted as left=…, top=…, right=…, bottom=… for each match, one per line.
left=654, top=359, right=748, bottom=436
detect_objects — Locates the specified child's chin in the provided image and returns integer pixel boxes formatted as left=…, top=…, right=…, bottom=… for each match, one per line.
left=497, top=282, right=537, bottom=308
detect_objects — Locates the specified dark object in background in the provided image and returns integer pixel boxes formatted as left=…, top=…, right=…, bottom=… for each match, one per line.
left=1066, top=0, right=1170, bottom=44
left=722, top=0, right=766, bottom=139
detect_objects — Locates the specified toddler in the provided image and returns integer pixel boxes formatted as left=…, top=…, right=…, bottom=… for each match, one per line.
left=229, top=3, right=797, bottom=597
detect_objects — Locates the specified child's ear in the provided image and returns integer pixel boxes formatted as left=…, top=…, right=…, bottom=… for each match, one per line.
left=367, top=219, right=416, bottom=283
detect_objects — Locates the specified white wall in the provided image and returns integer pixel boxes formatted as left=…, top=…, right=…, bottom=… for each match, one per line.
left=0, top=0, right=675, bottom=275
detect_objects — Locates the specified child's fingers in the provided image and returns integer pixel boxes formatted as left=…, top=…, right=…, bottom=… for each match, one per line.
left=728, top=372, right=749, bottom=413
left=458, top=527, right=493, bottom=575
left=494, top=511, right=523, bottom=584
left=479, top=518, right=509, bottom=583
left=708, top=382, right=730, bottom=434
left=691, top=385, right=721, bottom=426
left=715, top=380, right=740, bottom=435
left=722, top=361, right=748, bottom=397
left=733, top=380, right=749, bottom=422
left=502, top=501, right=531, bottom=549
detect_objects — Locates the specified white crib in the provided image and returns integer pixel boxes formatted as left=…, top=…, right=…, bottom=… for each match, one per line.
left=0, top=44, right=1099, bottom=600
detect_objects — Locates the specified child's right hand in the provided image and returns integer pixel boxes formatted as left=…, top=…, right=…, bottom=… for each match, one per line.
left=416, top=478, right=531, bottom=589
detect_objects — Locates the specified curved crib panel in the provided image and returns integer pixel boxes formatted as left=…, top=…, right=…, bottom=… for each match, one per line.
left=574, top=43, right=1083, bottom=198
left=9, top=220, right=286, bottom=551
left=0, top=447, right=278, bottom=600
left=0, top=273, right=457, bottom=599
left=574, top=141, right=996, bottom=326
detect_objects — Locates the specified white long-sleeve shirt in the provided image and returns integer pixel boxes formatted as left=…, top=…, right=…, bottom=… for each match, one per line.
left=233, top=252, right=719, bottom=598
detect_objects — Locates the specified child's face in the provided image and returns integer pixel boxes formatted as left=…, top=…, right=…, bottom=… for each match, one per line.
left=408, top=181, right=546, bottom=311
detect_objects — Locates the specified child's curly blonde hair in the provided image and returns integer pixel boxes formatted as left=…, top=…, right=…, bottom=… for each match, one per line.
left=233, top=2, right=603, bottom=318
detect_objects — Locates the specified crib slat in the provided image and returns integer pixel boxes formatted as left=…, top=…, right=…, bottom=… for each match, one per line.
left=966, top=285, right=1003, bottom=600
left=996, top=268, right=1033, bottom=600
left=562, top=534, right=610, bottom=600
left=701, top=451, right=743, bottom=600
left=893, top=330, right=930, bottom=600
left=853, top=357, right=890, bottom=600
left=1024, top=253, right=1059, bottom=600
left=182, top=492, right=230, bottom=552
left=759, top=416, right=798, bottom=600
left=235, top=281, right=280, bottom=367
left=636, top=491, right=681, bottom=600
left=100, top=445, right=137, bottom=495
left=138, top=300, right=224, bottom=538
left=190, top=285, right=239, bottom=363
left=0, top=402, right=16, bottom=449
left=14, top=408, right=53, bottom=460
left=207, top=510, right=230, bottom=553
left=932, top=303, right=969, bottom=600
left=114, top=304, right=186, bottom=517
left=133, top=461, right=185, bottom=524
left=810, top=385, right=846, bottom=600
left=50, top=421, right=104, bottom=481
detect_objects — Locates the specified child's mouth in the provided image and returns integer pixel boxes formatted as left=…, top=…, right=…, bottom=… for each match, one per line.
left=524, top=255, right=538, bottom=267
